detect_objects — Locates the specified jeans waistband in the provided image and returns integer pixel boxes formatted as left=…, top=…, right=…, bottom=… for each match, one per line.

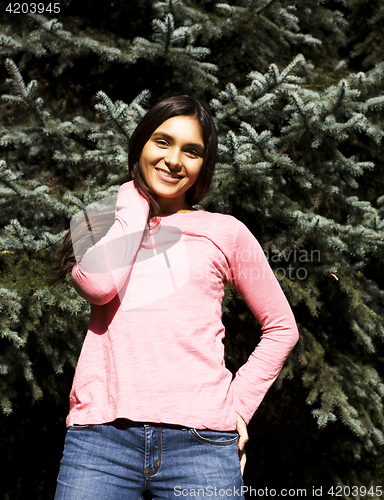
left=107, top=418, right=189, bottom=431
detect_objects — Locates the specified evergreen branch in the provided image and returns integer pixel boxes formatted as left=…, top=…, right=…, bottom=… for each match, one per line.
left=4, top=58, right=27, bottom=103
left=3, top=59, right=47, bottom=127
left=0, top=288, right=21, bottom=325
left=95, top=91, right=131, bottom=141
left=1, top=94, right=24, bottom=103
left=0, top=386, right=13, bottom=415
left=0, top=163, right=24, bottom=196
left=278, top=54, right=306, bottom=85
left=254, top=0, right=276, bottom=17
left=1, top=329, right=26, bottom=348
left=28, top=14, right=72, bottom=42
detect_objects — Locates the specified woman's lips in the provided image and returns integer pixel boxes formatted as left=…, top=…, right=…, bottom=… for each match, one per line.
left=155, top=168, right=184, bottom=184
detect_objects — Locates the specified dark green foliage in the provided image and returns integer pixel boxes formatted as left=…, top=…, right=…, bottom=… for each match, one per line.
left=1, top=0, right=384, bottom=497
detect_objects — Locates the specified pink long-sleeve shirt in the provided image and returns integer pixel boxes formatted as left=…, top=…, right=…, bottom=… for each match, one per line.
left=67, top=181, right=299, bottom=430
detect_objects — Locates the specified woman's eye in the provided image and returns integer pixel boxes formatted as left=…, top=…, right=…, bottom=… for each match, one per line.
left=155, top=140, right=168, bottom=147
left=186, top=150, right=200, bottom=157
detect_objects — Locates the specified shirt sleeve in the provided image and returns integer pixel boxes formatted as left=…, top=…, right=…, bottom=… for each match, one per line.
left=229, top=222, right=299, bottom=423
left=71, top=181, right=149, bottom=305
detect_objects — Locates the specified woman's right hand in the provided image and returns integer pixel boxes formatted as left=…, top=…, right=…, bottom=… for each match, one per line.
left=71, top=181, right=149, bottom=305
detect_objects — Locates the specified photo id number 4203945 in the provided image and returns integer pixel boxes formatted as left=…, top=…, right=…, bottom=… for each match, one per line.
left=5, top=3, right=61, bottom=14
left=327, top=485, right=382, bottom=497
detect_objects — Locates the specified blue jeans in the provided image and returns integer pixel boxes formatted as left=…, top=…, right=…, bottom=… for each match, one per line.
left=55, top=420, right=244, bottom=499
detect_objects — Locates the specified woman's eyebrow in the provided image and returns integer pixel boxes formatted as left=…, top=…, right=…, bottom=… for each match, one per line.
left=151, top=131, right=204, bottom=151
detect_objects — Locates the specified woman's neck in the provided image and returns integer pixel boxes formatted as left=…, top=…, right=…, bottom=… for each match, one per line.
left=157, top=196, right=194, bottom=216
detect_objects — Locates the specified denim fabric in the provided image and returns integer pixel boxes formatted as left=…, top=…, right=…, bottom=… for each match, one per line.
left=55, top=421, right=244, bottom=499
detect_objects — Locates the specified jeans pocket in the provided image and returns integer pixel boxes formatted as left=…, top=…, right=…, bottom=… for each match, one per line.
left=189, top=428, right=239, bottom=446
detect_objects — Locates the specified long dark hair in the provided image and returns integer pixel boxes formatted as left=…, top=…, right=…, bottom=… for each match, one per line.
left=129, top=94, right=217, bottom=220
left=48, top=95, right=217, bottom=285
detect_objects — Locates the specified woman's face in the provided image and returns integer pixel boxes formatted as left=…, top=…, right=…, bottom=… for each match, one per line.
left=139, top=115, right=205, bottom=213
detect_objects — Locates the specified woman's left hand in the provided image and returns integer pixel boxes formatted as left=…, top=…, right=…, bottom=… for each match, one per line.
left=236, top=412, right=248, bottom=475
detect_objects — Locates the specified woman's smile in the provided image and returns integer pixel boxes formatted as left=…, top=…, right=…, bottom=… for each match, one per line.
left=155, top=167, right=185, bottom=182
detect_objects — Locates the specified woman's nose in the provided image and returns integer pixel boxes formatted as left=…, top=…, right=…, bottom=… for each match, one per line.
left=165, top=148, right=182, bottom=168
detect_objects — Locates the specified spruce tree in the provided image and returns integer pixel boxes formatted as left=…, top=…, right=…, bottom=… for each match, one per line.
left=1, top=1, right=384, bottom=497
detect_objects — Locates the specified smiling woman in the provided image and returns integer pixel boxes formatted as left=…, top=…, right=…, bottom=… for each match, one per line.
left=128, top=95, right=217, bottom=221
left=52, top=95, right=299, bottom=500
left=139, top=115, right=204, bottom=215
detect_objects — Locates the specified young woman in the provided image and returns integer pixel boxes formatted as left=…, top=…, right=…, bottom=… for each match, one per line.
left=53, top=95, right=299, bottom=500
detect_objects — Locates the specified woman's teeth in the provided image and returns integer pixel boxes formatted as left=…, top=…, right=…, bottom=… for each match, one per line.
left=156, top=169, right=183, bottom=179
